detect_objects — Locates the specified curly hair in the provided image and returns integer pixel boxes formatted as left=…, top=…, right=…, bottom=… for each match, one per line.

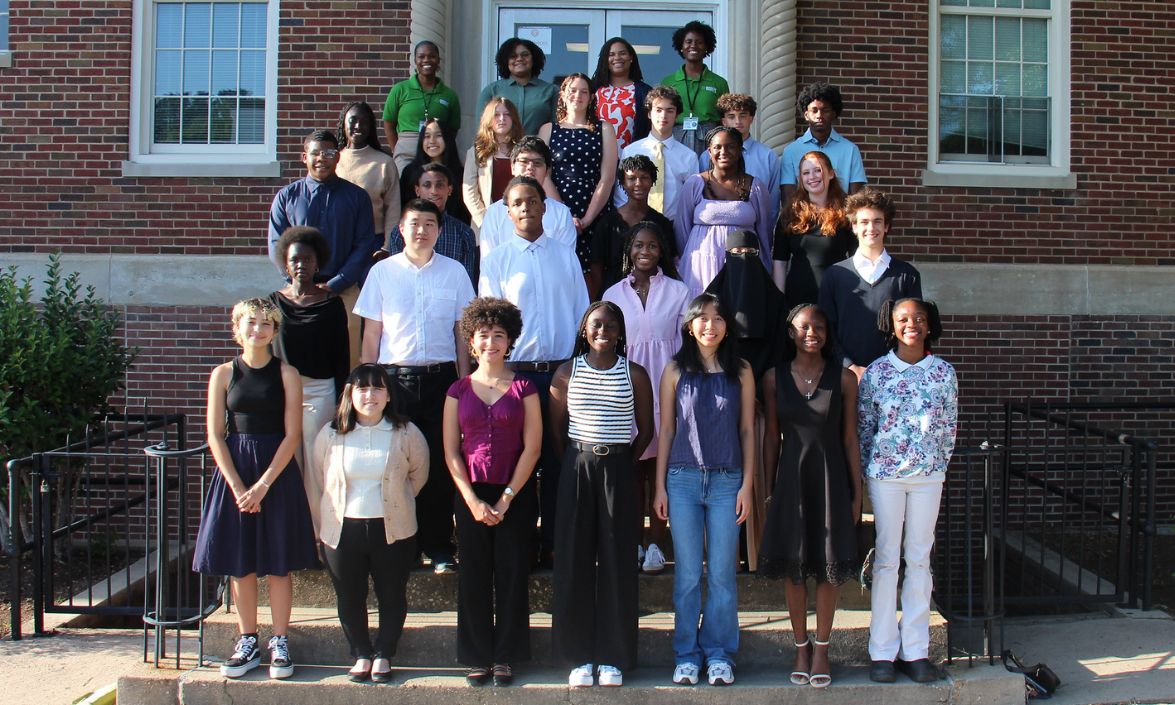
left=494, top=38, right=546, bottom=79
left=645, top=85, right=683, bottom=114
left=276, top=226, right=332, bottom=272
left=619, top=154, right=658, bottom=185
left=671, top=21, right=716, bottom=58
left=459, top=297, right=524, bottom=349
left=796, top=81, right=844, bottom=117
left=878, top=298, right=944, bottom=353
left=473, top=97, right=523, bottom=166
left=591, top=37, right=644, bottom=90
left=555, top=73, right=599, bottom=130
left=230, top=297, right=281, bottom=345
left=716, top=92, right=757, bottom=117
left=845, top=187, right=897, bottom=227
left=783, top=151, right=848, bottom=236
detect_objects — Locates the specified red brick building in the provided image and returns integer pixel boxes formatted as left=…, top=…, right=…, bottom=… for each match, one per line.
left=2, top=1, right=1172, bottom=516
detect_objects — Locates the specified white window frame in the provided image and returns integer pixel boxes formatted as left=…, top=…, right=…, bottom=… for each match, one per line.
left=124, top=0, right=280, bottom=177
left=0, top=0, right=11, bottom=68
left=924, top=0, right=1074, bottom=189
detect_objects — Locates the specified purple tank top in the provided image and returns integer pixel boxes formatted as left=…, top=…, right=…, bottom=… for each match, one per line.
left=668, top=370, right=742, bottom=469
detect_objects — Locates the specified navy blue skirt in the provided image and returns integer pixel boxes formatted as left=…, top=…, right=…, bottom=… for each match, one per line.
left=192, top=433, right=320, bottom=578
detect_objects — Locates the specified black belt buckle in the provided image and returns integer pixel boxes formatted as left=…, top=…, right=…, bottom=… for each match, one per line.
left=532, top=361, right=553, bottom=372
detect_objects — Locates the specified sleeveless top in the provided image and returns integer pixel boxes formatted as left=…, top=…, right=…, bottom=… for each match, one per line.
left=226, top=356, right=285, bottom=434
left=566, top=355, right=634, bottom=445
left=668, top=369, right=742, bottom=469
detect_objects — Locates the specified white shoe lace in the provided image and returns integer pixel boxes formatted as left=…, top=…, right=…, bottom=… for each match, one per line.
left=268, top=635, right=290, bottom=665
left=231, top=635, right=257, bottom=661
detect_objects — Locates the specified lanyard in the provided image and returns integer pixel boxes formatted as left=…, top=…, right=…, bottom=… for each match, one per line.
left=683, top=66, right=705, bottom=116
left=416, top=77, right=437, bottom=119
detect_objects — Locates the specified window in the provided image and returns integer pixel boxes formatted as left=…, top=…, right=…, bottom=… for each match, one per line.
left=926, top=0, right=1073, bottom=188
left=0, top=0, right=11, bottom=67
left=125, top=0, right=279, bottom=177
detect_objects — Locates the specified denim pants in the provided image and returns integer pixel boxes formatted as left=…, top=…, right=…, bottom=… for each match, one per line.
left=666, top=465, right=743, bottom=667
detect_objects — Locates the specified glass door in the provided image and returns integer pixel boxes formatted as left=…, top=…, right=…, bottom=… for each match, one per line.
left=498, top=9, right=605, bottom=85
left=496, top=6, right=719, bottom=86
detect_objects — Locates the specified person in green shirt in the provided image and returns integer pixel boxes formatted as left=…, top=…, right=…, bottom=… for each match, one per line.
left=477, top=38, right=559, bottom=137
left=659, top=21, right=729, bottom=156
left=383, top=40, right=462, bottom=171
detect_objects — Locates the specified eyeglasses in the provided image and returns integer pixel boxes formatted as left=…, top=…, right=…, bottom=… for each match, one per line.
left=307, top=149, right=339, bottom=159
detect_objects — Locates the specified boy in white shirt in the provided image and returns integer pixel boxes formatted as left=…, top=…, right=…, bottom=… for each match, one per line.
left=614, top=86, right=700, bottom=220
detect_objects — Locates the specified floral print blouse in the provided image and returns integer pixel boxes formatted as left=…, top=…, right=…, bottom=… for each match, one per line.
left=858, top=351, right=958, bottom=480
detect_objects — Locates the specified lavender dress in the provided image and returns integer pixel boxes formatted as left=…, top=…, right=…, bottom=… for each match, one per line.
left=673, top=173, right=773, bottom=296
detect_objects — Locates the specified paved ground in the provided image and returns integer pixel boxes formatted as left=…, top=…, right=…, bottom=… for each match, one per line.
left=1, top=610, right=1174, bottom=705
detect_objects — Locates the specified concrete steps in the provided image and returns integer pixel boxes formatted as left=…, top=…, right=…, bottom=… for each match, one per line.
left=263, top=566, right=877, bottom=612
left=203, top=607, right=946, bottom=668
left=118, top=662, right=1025, bottom=705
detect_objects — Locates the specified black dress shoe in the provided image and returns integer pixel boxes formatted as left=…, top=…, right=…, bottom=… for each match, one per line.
left=896, top=658, right=940, bottom=683
left=869, top=659, right=897, bottom=683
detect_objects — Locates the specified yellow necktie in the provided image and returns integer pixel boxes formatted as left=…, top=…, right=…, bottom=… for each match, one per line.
left=648, top=140, right=666, bottom=213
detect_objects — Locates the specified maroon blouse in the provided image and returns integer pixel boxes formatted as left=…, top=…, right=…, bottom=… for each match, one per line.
left=446, top=375, right=537, bottom=485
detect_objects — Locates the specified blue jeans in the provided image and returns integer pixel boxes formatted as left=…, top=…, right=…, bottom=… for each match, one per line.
left=666, top=465, right=743, bottom=667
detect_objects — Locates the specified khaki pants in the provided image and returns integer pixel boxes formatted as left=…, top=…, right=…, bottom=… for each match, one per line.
left=338, top=283, right=362, bottom=371
left=392, top=132, right=419, bottom=173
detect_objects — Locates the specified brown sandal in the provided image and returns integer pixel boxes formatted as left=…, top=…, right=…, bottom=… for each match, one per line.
left=465, top=666, right=491, bottom=686
left=492, top=663, right=514, bottom=686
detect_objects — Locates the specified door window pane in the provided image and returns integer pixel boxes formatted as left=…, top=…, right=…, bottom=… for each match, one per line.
left=619, top=24, right=681, bottom=85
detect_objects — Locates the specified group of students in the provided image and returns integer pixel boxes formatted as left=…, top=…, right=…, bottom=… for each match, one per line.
left=201, top=19, right=958, bottom=691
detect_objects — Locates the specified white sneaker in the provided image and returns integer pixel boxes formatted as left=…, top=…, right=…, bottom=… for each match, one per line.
left=597, top=664, right=623, bottom=686
left=637, top=545, right=645, bottom=570
left=569, top=663, right=594, bottom=687
left=642, top=543, right=667, bottom=574
left=672, top=662, right=699, bottom=685
left=707, top=661, right=734, bottom=686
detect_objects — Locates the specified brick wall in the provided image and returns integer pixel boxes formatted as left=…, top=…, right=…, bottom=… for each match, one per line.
left=794, top=0, right=1175, bottom=264
left=0, top=0, right=412, bottom=255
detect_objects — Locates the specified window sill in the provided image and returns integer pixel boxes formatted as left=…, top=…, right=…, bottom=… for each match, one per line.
left=921, top=167, right=1077, bottom=190
left=0, top=52, right=12, bottom=68
left=121, top=160, right=282, bottom=178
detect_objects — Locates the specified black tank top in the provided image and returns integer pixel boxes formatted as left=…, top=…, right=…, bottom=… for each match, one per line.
left=226, top=356, right=286, bottom=434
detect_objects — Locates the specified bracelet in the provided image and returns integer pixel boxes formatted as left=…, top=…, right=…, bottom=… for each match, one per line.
left=258, top=478, right=271, bottom=488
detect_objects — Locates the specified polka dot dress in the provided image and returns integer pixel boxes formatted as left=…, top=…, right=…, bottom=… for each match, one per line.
left=549, top=123, right=604, bottom=268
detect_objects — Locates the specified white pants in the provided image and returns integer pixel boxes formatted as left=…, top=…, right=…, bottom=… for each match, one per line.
left=298, top=376, right=337, bottom=530
left=868, top=475, right=944, bottom=661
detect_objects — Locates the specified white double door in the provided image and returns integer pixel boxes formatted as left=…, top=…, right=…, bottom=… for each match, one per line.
left=497, top=7, right=719, bottom=88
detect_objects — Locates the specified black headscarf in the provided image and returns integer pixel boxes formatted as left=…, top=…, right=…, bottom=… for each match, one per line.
left=705, top=229, right=784, bottom=382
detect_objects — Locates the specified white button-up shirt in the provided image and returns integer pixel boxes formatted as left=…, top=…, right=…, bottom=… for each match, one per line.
left=354, top=252, right=475, bottom=365
left=614, top=134, right=700, bottom=216
left=852, top=248, right=892, bottom=285
left=478, top=233, right=590, bottom=363
left=480, top=196, right=577, bottom=257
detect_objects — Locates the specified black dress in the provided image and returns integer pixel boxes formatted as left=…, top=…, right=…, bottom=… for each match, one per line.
left=758, top=362, right=858, bottom=585
left=773, top=223, right=855, bottom=311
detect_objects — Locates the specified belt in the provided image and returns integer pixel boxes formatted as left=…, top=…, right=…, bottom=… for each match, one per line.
left=571, top=440, right=630, bottom=456
left=507, top=359, right=569, bottom=373
left=383, top=363, right=451, bottom=376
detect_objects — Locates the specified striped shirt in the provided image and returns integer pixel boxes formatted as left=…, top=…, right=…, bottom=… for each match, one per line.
left=566, top=355, right=635, bottom=445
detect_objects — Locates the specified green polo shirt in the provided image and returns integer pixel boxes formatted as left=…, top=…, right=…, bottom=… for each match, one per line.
left=382, top=75, right=462, bottom=133
left=659, top=65, right=729, bottom=124
left=476, top=77, right=559, bottom=136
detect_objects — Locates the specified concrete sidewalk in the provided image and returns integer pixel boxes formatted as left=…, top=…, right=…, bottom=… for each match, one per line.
left=1, top=611, right=1174, bottom=705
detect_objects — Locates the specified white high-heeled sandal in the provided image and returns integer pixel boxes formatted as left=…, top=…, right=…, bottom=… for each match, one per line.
left=790, top=639, right=811, bottom=685
left=810, top=639, right=832, bottom=688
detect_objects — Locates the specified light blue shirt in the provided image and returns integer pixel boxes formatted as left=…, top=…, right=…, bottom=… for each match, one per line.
left=780, top=127, right=867, bottom=195
left=702, top=137, right=781, bottom=229
left=478, top=233, right=589, bottom=362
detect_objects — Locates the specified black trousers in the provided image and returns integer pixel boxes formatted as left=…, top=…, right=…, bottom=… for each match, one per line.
left=551, top=446, right=639, bottom=670
left=387, top=366, right=458, bottom=559
left=514, top=369, right=560, bottom=555
left=454, top=482, right=535, bottom=666
left=321, top=519, right=416, bottom=659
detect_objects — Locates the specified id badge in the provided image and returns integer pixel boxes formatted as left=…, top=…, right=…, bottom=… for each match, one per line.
left=683, top=115, right=699, bottom=131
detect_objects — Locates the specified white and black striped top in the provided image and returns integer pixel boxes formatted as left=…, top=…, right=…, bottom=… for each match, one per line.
left=566, top=355, right=635, bottom=445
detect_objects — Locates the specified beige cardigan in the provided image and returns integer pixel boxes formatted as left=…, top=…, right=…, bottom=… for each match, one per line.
left=462, top=145, right=493, bottom=233
left=308, top=420, right=428, bottom=549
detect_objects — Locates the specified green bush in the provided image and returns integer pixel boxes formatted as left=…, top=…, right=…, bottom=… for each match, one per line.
left=0, top=254, right=137, bottom=460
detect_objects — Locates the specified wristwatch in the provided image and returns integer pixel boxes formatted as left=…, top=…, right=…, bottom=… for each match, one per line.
left=502, top=486, right=515, bottom=502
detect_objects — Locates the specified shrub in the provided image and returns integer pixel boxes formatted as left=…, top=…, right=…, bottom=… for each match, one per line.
left=0, top=254, right=137, bottom=460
